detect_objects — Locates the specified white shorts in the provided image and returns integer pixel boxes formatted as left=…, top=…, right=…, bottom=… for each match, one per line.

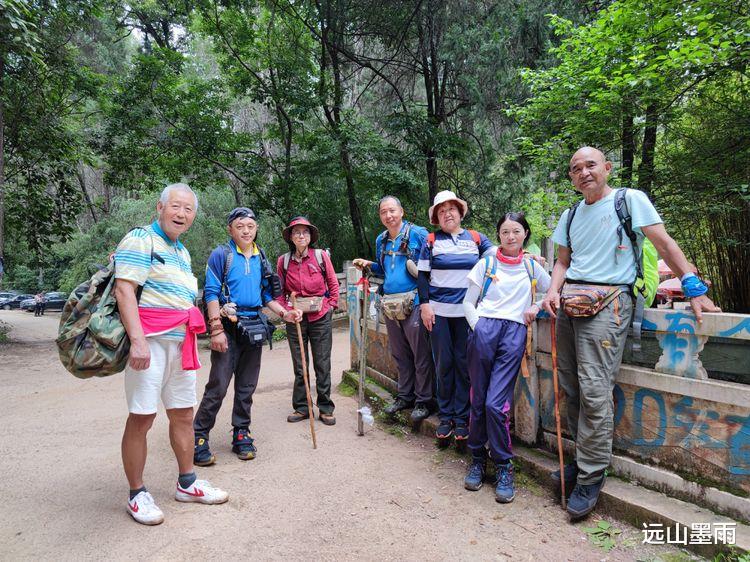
left=124, top=337, right=197, bottom=414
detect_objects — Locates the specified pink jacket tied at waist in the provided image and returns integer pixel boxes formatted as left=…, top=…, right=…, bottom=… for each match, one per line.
left=138, top=307, right=206, bottom=370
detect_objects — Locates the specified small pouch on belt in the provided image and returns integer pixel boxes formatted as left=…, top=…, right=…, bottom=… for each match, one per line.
left=379, top=290, right=416, bottom=321
left=560, top=283, right=623, bottom=318
left=294, top=296, right=324, bottom=313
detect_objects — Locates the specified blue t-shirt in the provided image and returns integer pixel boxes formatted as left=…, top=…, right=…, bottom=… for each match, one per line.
left=370, top=222, right=427, bottom=302
left=204, top=240, right=273, bottom=316
left=417, top=229, right=494, bottom=317
left=551, top=189, right=662, bottom=285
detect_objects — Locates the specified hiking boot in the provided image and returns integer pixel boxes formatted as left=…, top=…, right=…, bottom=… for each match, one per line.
left=127, top=490, right=164, bottom=525
left=384, top=398, right=414, bottom=416
left=454, top=423, right=469, bottom=441
left=193, top=436, right=216, bottom=467
left=410, top=403, right=430, bottom=423
left=319, top=412, right=336, bottom=426
left=232, top=428, right=256, bottom=460
left=494, top=462, right=515, bottom=503
left=550, top=462, right=578, bottom=498
left=464, top=459, right=486, bottom=491
left=287, top=411, right=309, bottom=423
left=175, top=479, right=229, bottom=504
left=567, top=475, right=606, bottom=520
left=436, top=421, right=453, bottom=439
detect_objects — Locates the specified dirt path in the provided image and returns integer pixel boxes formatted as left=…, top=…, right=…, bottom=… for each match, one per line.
left=0, top=310, right=691, bottom=561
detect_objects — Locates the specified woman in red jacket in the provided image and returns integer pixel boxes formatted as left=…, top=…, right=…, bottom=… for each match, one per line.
left=276, top=217, right=340, bottom=425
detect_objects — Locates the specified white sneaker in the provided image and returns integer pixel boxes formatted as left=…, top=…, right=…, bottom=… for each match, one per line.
left=175, top=479, right=229, bottom=504
left=127, top=491, right=164, bottom=525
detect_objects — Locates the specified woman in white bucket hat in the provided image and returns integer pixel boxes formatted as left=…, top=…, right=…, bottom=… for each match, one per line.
left=416, top=190, right=495, bottom=446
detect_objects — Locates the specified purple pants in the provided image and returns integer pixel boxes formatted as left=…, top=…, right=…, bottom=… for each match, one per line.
left=467, top=317, right=527, bottom=463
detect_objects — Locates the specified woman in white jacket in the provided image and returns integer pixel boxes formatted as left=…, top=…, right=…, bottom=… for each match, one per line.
left=462, top=212, right=550, bottom=503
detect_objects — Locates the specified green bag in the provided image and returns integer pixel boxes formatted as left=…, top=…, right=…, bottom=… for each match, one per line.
left=56, top=262, right=129, bottom=379
left=56, top=228, right=162, bottom=379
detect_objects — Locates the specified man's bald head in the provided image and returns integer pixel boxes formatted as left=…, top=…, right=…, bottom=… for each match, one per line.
left=570, top=146, right=606, bottom=168
left=568, top=146, right=612, bottom=200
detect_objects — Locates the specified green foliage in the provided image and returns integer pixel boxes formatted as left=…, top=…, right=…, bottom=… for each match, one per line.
left=583, top=520, right=622, bottom=552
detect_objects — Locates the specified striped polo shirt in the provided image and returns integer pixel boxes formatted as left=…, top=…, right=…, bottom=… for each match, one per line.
left=114, top=221, right=198, bottom=340
left=417, top=229, right=494, bottom=317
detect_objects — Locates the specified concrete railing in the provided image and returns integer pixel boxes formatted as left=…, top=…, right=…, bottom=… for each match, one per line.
left=346, top=267, right=750, bottom=516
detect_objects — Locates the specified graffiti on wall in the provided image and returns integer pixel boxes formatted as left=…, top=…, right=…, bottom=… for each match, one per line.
left=538, top=369, right=750, bottom=492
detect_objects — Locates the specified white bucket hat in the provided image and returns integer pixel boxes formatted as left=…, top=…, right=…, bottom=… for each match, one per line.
left=428, top=190, right=468, bottom=226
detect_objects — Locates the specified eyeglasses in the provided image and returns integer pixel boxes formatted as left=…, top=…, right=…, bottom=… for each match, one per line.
left=292, top=231, right=310, bottom=238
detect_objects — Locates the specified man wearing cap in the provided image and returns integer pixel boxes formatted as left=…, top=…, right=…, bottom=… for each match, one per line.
left=353, top=196, right=435, bottom=423
left=193, top=207, right=294, bottom=466
left=276, top=216, right=340, bottom=425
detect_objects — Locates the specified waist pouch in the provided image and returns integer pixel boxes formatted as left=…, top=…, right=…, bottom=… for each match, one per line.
left=236, top=314, right=275, bottom=347
left=561, top=283, right=625, bottom=318
left=295, top=296, right=324, bottom=313
left=380, top=290, right=416, bottom=321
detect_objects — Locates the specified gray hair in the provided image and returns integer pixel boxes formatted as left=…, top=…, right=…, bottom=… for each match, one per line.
left=378, top=195, right=402, bottom=210
left=160, top=182, right=199, bottom=210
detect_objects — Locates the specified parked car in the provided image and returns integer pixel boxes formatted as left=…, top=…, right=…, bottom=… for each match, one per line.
left=43, top=292, right=68, bottom=311
left=21, top=291, right=68, bottom=312
left=0, top=291, right=18, bottom=301
left=0, top=293, right=34, bottom=310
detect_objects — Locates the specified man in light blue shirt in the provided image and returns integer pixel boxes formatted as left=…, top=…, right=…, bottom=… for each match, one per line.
left=541, top=147, right=720, bottom=520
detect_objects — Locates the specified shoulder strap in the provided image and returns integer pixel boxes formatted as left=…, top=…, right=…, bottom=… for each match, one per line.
left=426, top=232, right=435, bottom=246
left=478, top=255, right=497, bottom=303
left=565, top=202, right=582, bottom=250
left=313, top=248, right=327, bottom=276
left=400, top=222, right=412, bottom=253
left=614, top=188, right=643, bottom=282
left=378, top=230, right=388, bottom=270
left=282, top=252, right=291, bottom=275
left=469, top=229, right=481, bottom=246
left=220, top=244, right=233, bottom=299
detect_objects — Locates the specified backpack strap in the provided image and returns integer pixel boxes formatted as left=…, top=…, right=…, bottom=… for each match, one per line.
left=478, top=255, right=497, bottom=304
left=565, top=201, right=582, bottom=251
left=219, top=244, right=234, bottom=301
left=523, top=258, right=537, bottom=306
left=313, top=248, right=327, bottom=277
left=613, top=188, right=648, bottom=352
left=614, top=188, right=645, bottom=290
left=468, top=229, right=481, bottom=246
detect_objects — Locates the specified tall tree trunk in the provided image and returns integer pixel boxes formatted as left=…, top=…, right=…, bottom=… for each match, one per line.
left=318, top=0, right=369, bottom=256
left=621, top=98, right=635, bottom=187
left=76, top=165, right=98, bottom=223
left=637, top=103, right=658, bottom=198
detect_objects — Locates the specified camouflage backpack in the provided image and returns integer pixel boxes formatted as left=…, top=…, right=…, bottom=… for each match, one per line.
left=56, top=228, right=163, bottom=379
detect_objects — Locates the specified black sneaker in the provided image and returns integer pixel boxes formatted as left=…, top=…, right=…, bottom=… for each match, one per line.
left=464, top=460, right=486, bottom=491
left=567, top=475, right=606, bottom=519
left=436, top=421, right=453, bottom=439
left=551, top=462, right=578, bottom=497
left=384, top=398, right=414, bottom=416
left=193, top=436, right=216, bottom=467
left=453, top=423, right=469, bottom=440
left=410, top=403, right=430, bottom=423
left=232, top=428, right=257, bottom=461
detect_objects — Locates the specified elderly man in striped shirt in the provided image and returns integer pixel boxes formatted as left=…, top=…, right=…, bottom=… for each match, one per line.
left=114, top=183, right=228, bottom=526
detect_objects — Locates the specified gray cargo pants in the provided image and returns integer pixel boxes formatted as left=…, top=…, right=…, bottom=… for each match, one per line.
left=556, top=291, right=633, bottom=484
left=384, top=304, right=435, bottom=405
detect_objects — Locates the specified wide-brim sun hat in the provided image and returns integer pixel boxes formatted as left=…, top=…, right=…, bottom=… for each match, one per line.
left=283, top=216, right=319, bottom=244
left=428, top=190, right=469, bottom=226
